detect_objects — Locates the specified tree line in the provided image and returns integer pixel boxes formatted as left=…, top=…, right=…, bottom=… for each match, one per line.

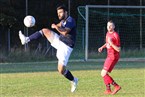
left=0, top=0, right=144, bottom=49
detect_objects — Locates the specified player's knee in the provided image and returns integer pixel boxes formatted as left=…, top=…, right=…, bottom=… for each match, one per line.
left=101, top=70, right=107, bottom=77
left=42, top=28, right=51, bottom=36
left=57, top=67, right=64, bottom=75
left=58, top=70, right=62, bottom=74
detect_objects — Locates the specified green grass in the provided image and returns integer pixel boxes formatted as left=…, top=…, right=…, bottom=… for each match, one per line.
left=0, top=61, right=145, bottom=97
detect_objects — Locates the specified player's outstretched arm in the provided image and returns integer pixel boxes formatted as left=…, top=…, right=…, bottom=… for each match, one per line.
left=98, top=43, right=106, bottom=53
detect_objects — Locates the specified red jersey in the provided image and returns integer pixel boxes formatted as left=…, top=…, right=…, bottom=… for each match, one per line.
left=106, top=31, right=120, bottom=57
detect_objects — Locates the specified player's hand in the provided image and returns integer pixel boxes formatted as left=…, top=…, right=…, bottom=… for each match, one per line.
left=98, top=47, right=103, bottom=53
left=51, top=24, right=56, bottom=29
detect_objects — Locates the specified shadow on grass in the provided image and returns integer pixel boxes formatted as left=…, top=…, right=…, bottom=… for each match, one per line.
left=0, top=61, right=144, bottom=74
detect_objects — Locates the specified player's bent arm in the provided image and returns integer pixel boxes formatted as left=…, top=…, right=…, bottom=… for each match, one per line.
left=110, top=43, right=121, bottom=52
left=108, top=37, right=121, bottom=52
left=56, top=22, right=61, bottom=28
left=101, top=43, right=107, bottom=49
left=51, top=24, right=70, bottom=36
left=98, top=43, right=106, bottom=52
left=55, top=26, right=70, bottom=36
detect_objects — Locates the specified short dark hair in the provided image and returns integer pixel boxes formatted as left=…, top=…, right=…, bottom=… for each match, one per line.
left=56, top=4, right=67, bottom=12
left=108, top=20, right=113, bottom=23
left=108, top=20, right=115, bottom=25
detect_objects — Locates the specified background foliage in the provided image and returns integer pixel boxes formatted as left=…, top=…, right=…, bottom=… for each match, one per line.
left=0, top=0, right=145, bottom=62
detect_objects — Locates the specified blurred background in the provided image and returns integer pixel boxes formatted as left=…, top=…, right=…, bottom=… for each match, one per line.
left=0, top=0, right=145, bottom=62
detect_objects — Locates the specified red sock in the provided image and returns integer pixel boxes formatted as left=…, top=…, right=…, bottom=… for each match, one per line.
left=106, top=84, right=111, bottom=90
left=103, top=74, right=114, bottom=85
left=112, top=81, right=118, bottom=87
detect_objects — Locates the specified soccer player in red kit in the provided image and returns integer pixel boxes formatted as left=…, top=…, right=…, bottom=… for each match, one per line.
left=98, top=20, right=121, bottom=95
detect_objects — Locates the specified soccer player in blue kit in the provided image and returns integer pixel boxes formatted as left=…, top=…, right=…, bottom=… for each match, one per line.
left=19, top=5, right=78, bottom=92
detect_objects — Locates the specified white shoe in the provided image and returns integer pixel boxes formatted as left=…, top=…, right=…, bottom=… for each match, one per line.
left=19, top=30, right=29, bottom=45
left=71, top=77, right=78, bottom=92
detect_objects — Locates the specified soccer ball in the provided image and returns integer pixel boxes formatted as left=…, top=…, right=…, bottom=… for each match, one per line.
left=23, top=15, right=35, bottom=27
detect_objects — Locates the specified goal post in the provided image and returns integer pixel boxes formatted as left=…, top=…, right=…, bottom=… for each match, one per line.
left=85, top=5, right=89, bottom=61
left=77, top=5, right=145, bottom=61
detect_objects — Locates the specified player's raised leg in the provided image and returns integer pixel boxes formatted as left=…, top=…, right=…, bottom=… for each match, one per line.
left=19, top=30, right=43, bottom=45
left=19, top=28, right=53, bottom=45
left=19, top=30, right=30, bottom=45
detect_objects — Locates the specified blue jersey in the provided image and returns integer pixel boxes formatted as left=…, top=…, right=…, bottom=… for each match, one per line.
left=59, top=16, right=76, bottom=48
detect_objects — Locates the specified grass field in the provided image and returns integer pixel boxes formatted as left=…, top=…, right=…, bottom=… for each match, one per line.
left=0, top=60, right=145, bottom=97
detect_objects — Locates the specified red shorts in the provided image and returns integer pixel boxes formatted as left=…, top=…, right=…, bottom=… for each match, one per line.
left=103, top=55, right=119, bottom=72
